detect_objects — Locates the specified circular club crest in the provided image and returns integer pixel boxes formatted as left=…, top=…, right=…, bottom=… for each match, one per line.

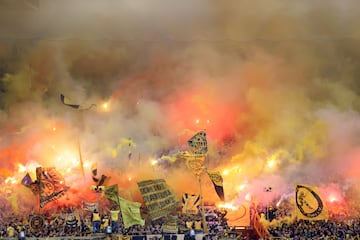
left=29, top=215, right=45, bottom=232
left=296, top=185, right=323, bottom=218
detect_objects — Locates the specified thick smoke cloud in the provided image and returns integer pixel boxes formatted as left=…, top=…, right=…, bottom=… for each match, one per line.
left=1, top=0, right=360, bottom=215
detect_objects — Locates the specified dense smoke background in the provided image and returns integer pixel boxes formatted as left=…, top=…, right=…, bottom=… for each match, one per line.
left=1, top=0, right=360, bottom=215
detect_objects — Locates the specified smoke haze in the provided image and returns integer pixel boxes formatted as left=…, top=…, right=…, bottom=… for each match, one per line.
left=1, top=0, right=360, bottom=214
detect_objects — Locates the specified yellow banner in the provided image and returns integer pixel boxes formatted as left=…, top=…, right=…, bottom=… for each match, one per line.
left=295, top=184, right=329, bottom=221
left=137, top=179, right=179, bottom=220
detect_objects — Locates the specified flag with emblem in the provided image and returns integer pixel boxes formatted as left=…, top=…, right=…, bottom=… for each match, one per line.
left=36, top=167, right=70, bottom=208
left=188, top=130, right=208, bottom=154
left=295, top=184, right=328, bottom=221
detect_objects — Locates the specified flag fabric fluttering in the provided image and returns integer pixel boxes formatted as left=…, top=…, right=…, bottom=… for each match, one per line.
left=119, top=197, right=145, bottom=229
left=21, top=172, right=33, bottom=186
left=104, top=184, right=120, bottom=204
left=206, top=170, right=225, bottom=201
left=182, top=193, right=200, bottom=215
left=188, top=130, right=208, bottom=154
left=295, top=184, right=329, bottom=221
left=60, top=94, right=96, bottom=110
left=36, top=167, right=70, bottom=208
left=91, top=163, right=109, bottom=188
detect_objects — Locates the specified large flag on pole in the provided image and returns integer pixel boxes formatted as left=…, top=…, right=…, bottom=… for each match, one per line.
left=119, top=197, right=145, bottom=229
left=188, top=130, right=208, bottom=154
left=295, top=184, right=329, bottom=221
left=36, top=167, right=70, bottom=208
left=206, top=170, right=225, bottom=201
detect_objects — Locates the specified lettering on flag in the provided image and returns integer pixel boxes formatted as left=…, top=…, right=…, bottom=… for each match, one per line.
left=182, top=193, right=200, bottom=215
left=188, top=131, right=208, bottom=154
left=137, top=179, right=180, bottom=220
left=37, top=167, right=70, bottom=208
left=295, top=184, right=329, bottom=221
left=162, top=215, right=178, bottom=234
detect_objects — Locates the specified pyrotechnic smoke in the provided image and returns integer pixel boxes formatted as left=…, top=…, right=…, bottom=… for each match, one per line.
left=0, top=0, right=360, bottom=215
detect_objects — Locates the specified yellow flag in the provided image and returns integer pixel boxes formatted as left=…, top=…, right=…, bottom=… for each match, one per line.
left=295, top=184, right=329, bottom=221
left=119, top=197, right=145, bottom=229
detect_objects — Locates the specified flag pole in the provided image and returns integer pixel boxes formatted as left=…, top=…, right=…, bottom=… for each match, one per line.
left=198, top=171, right=208, bottom=234
left=77, top=139, right=85, bottom=180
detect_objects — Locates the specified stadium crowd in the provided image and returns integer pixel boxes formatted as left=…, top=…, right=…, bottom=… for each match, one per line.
left=0, top=200, right=360, bottom=239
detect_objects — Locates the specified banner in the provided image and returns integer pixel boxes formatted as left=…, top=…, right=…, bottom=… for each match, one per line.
left=119, top=197, right=145, bottom=228
left=188, top=131, right=208, bottom=154
left=182, top=193, right=200, bottom=215
left=36, top=167, right=70, bottom=208
left=225, top=202, right=250, bottom=227
left=206, top=170, right=225, bottom=201
left=162, top=215, right=178, bottom=233
left=137, top=179, right=179, bottom=220
left=295, top=184, right=329, bottom=221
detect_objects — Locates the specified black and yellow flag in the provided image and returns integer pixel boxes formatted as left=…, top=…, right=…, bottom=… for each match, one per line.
left=137, top=179, right=180, bottom=220
left=179, top=151, right=205, bottom=175
left=206, top=170, right=225, bottom=201
left=182, top=193, right=200, bottom=215
left=295, top=184, right=329, bottom=221
left=104, top=184, right=120, bottom=205
left=60, top=94, right=96, bottom=110
left=91, top=163, right=109, bottom=188
left=188, top=130, right=208, bottom=154
left=36, top=167, right=70, bottom=208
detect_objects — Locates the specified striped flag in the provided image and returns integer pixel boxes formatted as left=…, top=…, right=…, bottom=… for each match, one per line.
left=206, top=170, right=225, bottom=201
left=182, top=193, right=200, bottom=215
